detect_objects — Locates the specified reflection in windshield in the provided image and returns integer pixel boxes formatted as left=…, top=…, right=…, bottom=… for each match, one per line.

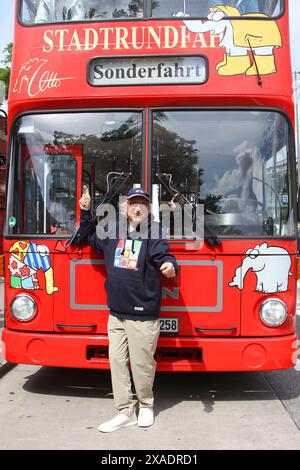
left=21, top=0, right=143, bottom=24
left=152, top=111, right=295, bottom=238
left=9, top=112, right=142, bottom=235
left=24, top=154, right=77, bottom=235
left=152, top=0, right=281, bottom=18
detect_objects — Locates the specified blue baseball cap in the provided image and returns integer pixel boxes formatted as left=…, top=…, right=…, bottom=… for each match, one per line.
left=127, top=188, right=150, bottom=202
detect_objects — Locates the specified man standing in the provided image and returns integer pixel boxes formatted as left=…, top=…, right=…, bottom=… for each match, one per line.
left=79, top=187, right=178, bottom=432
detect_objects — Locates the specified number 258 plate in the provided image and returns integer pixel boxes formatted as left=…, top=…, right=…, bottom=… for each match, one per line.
left=159, top=318, right=179, bottom=334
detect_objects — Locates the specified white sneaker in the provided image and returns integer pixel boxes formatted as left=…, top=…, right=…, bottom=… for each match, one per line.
left=98, top=412, right=137, bottom=433
left=137, top=407, right=154, bottom=427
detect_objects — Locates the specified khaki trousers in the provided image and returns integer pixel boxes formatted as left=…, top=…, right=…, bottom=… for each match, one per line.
left=107, top=314, right=161, bottom=416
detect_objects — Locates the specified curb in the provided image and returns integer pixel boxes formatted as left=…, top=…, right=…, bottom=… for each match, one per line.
left=0, top=361, right=17, bottom=379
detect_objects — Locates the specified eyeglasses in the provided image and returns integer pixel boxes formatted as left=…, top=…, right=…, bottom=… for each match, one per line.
left=128, top=201, right=149, bottom=208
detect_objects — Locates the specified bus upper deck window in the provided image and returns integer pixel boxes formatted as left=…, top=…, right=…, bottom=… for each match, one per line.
left=150, top=0, right=282, bottom=18
left=21, top=0, right=144, bottom=24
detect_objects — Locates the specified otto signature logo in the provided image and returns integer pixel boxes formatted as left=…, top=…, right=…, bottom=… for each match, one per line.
left=13, top=58, right=75, bottom=98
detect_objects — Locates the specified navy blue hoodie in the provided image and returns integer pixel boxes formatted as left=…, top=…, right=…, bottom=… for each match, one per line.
left=80, top=210, right=178, bottom=320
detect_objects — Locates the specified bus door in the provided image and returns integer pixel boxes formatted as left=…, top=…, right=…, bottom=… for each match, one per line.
left=21, top=144, right=81, bottom=233
left=5, top=144, right=81, bottom=332
left=47, top=144, right=107, bottom=336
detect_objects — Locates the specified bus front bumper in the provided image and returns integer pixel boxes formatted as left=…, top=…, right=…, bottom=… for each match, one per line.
left=2, top=328, right=298, bottom=372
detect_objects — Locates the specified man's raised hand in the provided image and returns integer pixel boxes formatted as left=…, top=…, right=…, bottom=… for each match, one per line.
left=79, top=185, right=91, bottom=211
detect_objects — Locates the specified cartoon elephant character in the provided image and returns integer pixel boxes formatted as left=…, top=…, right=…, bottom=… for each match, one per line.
left=12, top=58, right=48, bottom=94
left=9, top=241, right=58, bottom=295
left=182, top=5, right=282, bottom=76
left=229, top=243, right=292, bottom=293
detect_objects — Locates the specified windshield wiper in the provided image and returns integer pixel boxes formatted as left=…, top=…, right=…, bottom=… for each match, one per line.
left=156, top=172, right=222, bottom=247
left=68, top=148, right=133, bottom=246
left=98, top=170, right=132, bottom=207
left=247, top=38, right=262, bottom=87
left=68, top=171, right=132, bottom=246
left=155, top=141, right=221, bottom=246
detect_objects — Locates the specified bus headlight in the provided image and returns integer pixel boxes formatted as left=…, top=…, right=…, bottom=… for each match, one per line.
left=11, top=295, right=37, bottom=322
left=259, top=299, right=287, bottom=327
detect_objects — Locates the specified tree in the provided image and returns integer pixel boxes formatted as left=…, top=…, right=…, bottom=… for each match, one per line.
left=0, top=42, right=13, bottom=102
left=0, top=68, right=10, bottom=101
left=153, top=120, right=223, bottom=217
left=1, top=42, right=13, bottom=67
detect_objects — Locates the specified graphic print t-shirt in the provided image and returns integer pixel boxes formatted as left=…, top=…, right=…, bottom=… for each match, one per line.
left=113, top=239, right=142, bottom=271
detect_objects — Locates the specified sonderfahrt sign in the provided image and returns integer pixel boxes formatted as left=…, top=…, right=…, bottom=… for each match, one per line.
left=88, top=55, right=207, bottom=87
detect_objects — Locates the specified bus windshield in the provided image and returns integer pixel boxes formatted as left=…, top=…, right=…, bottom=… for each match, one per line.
left=21, top=0, right=144, bottom=24
left=152, top=110, right=295, bottom=238
left=7, top=110, right=295, bottom=239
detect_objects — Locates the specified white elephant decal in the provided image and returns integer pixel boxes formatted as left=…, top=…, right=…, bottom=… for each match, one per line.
left=229, top=243, right=292, bottom=293
left=12, top=58, right=48, bottom=94
left=180, top=5, right=282, bottom=76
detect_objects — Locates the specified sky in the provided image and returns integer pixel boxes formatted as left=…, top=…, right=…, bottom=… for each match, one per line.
left=0, top=0, right=299, bottom=69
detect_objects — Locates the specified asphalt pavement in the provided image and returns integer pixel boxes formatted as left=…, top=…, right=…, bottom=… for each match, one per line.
left=1, top=278, right=300, bottom=449
left=263, top=288, right=300, bottom=431
left=1, top=364, right=300, bottom=450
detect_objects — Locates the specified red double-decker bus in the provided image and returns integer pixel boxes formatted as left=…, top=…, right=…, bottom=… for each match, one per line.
left=2, top=0, right=298, bottom=371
